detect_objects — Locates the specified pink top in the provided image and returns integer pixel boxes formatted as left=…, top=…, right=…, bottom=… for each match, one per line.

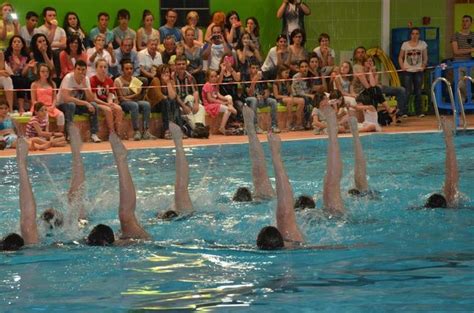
left=59, top=50, right=88, bottom=79
left=201, top=82, right=221, bottom=118
left=32, top=85, right=62, bottom=118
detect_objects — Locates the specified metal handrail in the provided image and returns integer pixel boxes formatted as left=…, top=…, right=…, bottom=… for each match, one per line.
left=431, top=77, right=456, bottom=131
left=456, top=76, right=473, bottom=130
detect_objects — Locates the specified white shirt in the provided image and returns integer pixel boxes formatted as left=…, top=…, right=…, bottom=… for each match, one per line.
left=57, top=72, right=91, bottom=104
left=20, top=26, right=39, bottom=47
left=86, top=47, right=116, bottom=77
left=401, top=40, right=428, bottom=72
left=137, top=48, right=163, bottom=72
left=209, top=44, right=225, bottom=71
left=37, top=24, right=66, bottom=50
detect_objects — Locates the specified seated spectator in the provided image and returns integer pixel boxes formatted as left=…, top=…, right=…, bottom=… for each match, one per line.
left=333, top=60, right=358, bottom=108
left=312, top=33, right=335, bottom=76
left=159, top=9, right=181, bottom=43
left=236, top=31, right=262, bottom=77
left=273, top=64, right=304, bottom=131
left=287, top=28, right=308, bottom=75
left=261, top=34, right=289, bottom=80
left=181, top=11, right=203, bottom=45
left=109, top=36, right=139, bottom=78
left=168, top=42, right=186, bottom=71
left=218, top=54, right=244, bottom=124
left=136, top=10, right=160, bottom=51
left=0, top=2, right=20, bottom=51
left=5, top=35, right=34, bottom=114
left=308, top=53, right=326, bottom=93
left=244, top=17, right=261, bottom=52
left=89, top=12, right=114, bottom=47
left=59, top=34, right=87, bottom=79
left=86, top=33, right=116, bottom=77
left=20, top=11, right=39, bottom=47
left=291, top=59, right=313, bottom=128
left=202, top=69, right=237, bottom=135
left=25, top=102, right=67, bottom=149
left=276, top=0, right=311, bottom=38
left=160, top=35, right=176, bottom=65
left=0, top=50, right=14, bottom=111
left=204, top=11, right=226, bottom=43
left=30, top=63, right=65, bottom=133
left=29, top=33, right=54, bottom=79
left=63, top=12, right=86, bottom=46
left=224, top=10, right=243, bottom=48
left=244, top=61, right=280, bottom=133
left=138, top=36, right=162, bottom=83
left=202, top=24, right=231, bottom=71
left=113, top=9, right=136, bottom=48
left=183, top=26, right=203, bottom=84
left=90, top=58, right=123, bottom=135
left=0, top=102, right=16, bottom=149
left=57, top=60, right=101, bottom=142
left=114, top=59, right=154, bottom=141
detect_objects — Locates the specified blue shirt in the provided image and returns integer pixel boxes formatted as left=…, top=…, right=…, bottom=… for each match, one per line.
left=109, top=48, right=140, bottom=77
left=159, top=26, right=182, bottom=43
left=89, top=27, right=114, bottom=45
left=0, top=117, right=13, bottom=131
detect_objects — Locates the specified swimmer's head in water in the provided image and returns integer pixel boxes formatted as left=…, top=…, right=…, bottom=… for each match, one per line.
left=348, top=188, right=361, bottom=196
left=160, top=210, right=179, bottom=220
left=425, top=193, right=447, bottom=208
left=1, top=233, right=24, bottom=251
left=294, top=195, right=316, bottom=210
left=40, top=208, right=64, bottom=230
left=87, top=224, right=115, bottom=246
left=257, top=226, right=284, bottom=250
left=233, top=187, right=252, bottom=202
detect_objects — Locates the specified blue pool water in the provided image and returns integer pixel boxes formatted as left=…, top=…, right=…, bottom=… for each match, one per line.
left=1, top=132, right=473, bottom=312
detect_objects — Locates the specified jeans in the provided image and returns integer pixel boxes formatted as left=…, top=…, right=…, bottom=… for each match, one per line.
left=380, top=85, right=407, bottom=116
left=58, top=101, right=99, bottom=135
left=245, top=96, right=278, bottom=127
left=120, top=100, right=151, bottom=131
left=401, top=71, right=424, bottom=115
left=158, top=98, right=183, bottom=131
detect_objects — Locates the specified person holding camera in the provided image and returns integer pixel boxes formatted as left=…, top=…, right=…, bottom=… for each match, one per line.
left=202, top=24, right=231, bottom=71
left=0, top=3, right=19, bottom=51
left=276, top=0, right=311, bottom=38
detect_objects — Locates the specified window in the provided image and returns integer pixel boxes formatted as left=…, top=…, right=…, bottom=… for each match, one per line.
left=160, top=0, right=210, bottom=27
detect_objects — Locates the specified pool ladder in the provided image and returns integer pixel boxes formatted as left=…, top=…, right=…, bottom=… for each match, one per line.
left=431, top=76, right=470, bottom=132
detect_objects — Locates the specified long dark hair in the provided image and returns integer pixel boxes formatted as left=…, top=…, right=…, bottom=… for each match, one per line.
left=224, top=10, right=240, bottom=31
left=5, top=35, right=28, bottom=60
left=246, top=17, right=260, bottom=37
left=30, top=33, right=53, bottom=62
left=235, top=31, right=253, bottom=51
left=64, top=34, right=84, bottom=55
left=63, top=12, right=84, bottom=34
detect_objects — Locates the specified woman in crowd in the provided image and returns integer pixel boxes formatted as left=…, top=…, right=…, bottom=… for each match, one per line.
left=224, top=10, right=242, bottom=48
left=287, top=28, right=307, bottom=75
left=273, top=64, right=304, bottom=131
left=218, top=54, right=244, bottom=124
left=25, top=101, right=67, bottom=150
left=59, top=34, right=87, bottom=79
left=90, top=58, right=123, bottom=135
left=86, top=33, right=116, bottom=77
left=205, top=11, right=226, bottom=42
left=333, top=60, right=358, bottom=108
left=63, top=12, right=87, bottom=46
left=0, top=2, right=19, bottom=51
left=183, top=26, right=203, bottom=84
left=308, top=53, right=326, bottom=93
left=312, top=33, right=335, bottom=76
left=181, top=11, right=203, bottom=45
left=30, top=63, right=65, bottom=133
left=29, top=34, right=54, bottom=78
left=136, top=10, right=160, bottom=51
left=398, top=27, right=428, bottom=118
left=5, top=35, right=34, bottom=114
left=261, top=34, right=289, bottom=80
left=236, top=31, right=262, bottom=77
left=276, top=0, right=311, bottom=38
left=244, top=17, right=261, bottom=52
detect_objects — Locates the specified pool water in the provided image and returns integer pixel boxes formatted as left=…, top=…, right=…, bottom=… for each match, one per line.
left=1, top=132, right=473, bottom=312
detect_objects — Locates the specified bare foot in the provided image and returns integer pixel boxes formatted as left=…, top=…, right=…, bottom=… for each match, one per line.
left=110, top=133, right=128, bottom=161
left=242, top=106, right=256, bottom=134
left=218, top=127, right=227, bottom=135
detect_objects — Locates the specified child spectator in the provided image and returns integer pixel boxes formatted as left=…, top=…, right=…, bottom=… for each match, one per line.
left=25, top=102, right=67, bottom=149
left=0, top=102, right=16, bottom=149
left=0, top=50, right=14, bottom=112
left=308, top=53, right=326, bottom=93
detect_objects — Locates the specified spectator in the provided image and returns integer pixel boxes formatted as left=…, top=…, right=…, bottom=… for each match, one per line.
left=313, top=33, right=335, bottom=76
left=204, top=11, right=225, bottom=43
left=25, top=102, right=67, bottom=149
left=109, top=36, right=139, bottom=78
left=202, top=24, right=231, bottom=71
left=0, top=50, right=14, bottom=111
left=261, top=34, right=289, bottom=80
left=333, top=60, right=358, bottom=108
left=160, top=35, right=176, bottom=65
left=0, top=2, right=19, bottom=51
left=308, top=53, right=326, bottom=93
left=30, top=63, right=65, bottom=133
left=62, top=12, right=86, bottom=46
left=29, top=33, right=54, bottom=76
left=183, top=26, right=204, bottom=83
left=86, top=33, right=116, bottom=77
left=244, top=61, right=280, bottom=133
left=113, top=9, right=136, bottom=48
left=136, top=10, right=160, bottom=51
left=218, top=54, right=244, bottom=124
left=224, top=10, right=242, bottom=48
left=236, top=31, right=262, bottom=77
left=287, top=28, right=308, bottom=75
left=138, top=36, right=162, bottom=83
left=37, top=7, right=66, bottom=51
left=159, top=9, right=181, bottom=43
left=181, top=11, right=203, bottom=45
left=451, top=14, right=474, bottom=61
left=244, top=17, right=261, bottom=52
left=5, top=35, right=33, bottom=114
left=90, top=58, right=123, bottom=135
left=59, top=34, right=87, bottom=79
left=89, top=12, right=114, bottom=47
left=114, top=58, right=154, bottom=141
left=291, top=59, right=313, bottom=128
left=276, top=0, right=311, bottom=37
left=19, top=11, right=39, bottom=47
left=57, top=60, right=101, bottom=142
left=0, top=102, right=16, bottom=149
left=398, top=27, right=428, bottom=118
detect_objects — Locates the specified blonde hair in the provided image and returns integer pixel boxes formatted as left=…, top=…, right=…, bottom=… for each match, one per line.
left=186, top=11, right=199, bottom=21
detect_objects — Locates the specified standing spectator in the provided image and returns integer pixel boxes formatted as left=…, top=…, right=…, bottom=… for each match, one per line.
left=63, top=12, right=86, bottom=46
left=181, top=11, right=203, bottom=45
left=287, top=28, right=308, bottom=75
left=202, top=24, right=231, bottom=71
left=451, top=14, right=474, bottom=61
left=109, top=36, right=139, bottom=78
left=37, top=7, right=66, bottom=50
left=113, top=9, right=136, bottom=48
left=398, top=27, right=428, bottom=118
left=89, top=12, right=114, bottom=47
left=159, top=9, right=181, bottom=43
left=59, top=35, right=87, bottom=79
left=224, top=10, right=242, bottom=48
left=276, top=0, right=311, bottom=37
left=20, top=11, right=39, bottom=47
left=138, top=36, right=162, bottom=83
left=244, top=17, right=261, bottom=52
left=136, top=10, right=160, bottom=51
left=313, top=33, right=335, bottom=76
left=86, top=33, right=116, bottom=77
left=236, top=31, right=262, bottom=77
left=0, top=2, right=19, bottom=51
left=5, top=35, right=33, bottom=114
left=261, top=34, right=289, bottom=80
left=114, top=59, right=154, bottom=141
left=183, top=26, right=203, bottom=83
left=57, top=60, right=101, bottom=142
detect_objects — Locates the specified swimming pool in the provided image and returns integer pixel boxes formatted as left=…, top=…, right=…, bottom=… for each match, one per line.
left=1, top=132, right=473, bottom=312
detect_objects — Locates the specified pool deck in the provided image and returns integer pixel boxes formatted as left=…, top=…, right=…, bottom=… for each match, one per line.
left=1, top=115, right=473, bottom=158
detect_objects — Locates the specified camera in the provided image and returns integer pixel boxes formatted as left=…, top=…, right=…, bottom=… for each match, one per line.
left=211, top=34, right=220, bottom=41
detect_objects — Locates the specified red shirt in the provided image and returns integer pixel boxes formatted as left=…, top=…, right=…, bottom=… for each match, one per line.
left=90, top=75, right=115, bottom=102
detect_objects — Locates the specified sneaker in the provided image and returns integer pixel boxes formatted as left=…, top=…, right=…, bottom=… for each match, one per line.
left=401, top=114, right=408, bottom=119
left=418, top=114, right=425, bottom=118
left=91, top=134, right=101, bottom=143
left=142, top=130, right=157, bottom=140
left=272, top=126, right=281, bottom=133
left=255, top=126, right=264, bottom=134
left=133, top=131, right=142, bottom=141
